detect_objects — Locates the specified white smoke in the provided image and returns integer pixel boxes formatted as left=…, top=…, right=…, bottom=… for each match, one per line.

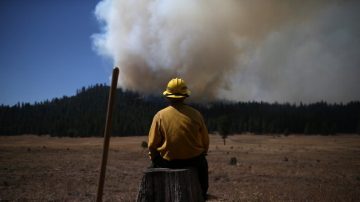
left=93, top=0, right=360, bottom=103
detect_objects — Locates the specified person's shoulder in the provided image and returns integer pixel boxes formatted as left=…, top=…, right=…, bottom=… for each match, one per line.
left=184, top=104, right=198, bottom=111
left=184, top=104, right=202, bottom=116
left=157, top=106, right=172, bottom=115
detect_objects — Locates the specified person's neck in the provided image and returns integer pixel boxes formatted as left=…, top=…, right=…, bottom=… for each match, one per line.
left=169, top=99, right=185, bottom=107
left=167, top=97, right=186, bottom=106
left=170, top=101, right=184, bottom=106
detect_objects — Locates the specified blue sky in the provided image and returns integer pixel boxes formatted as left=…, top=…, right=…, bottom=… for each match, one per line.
left=0, top=0, right=111, bottom=106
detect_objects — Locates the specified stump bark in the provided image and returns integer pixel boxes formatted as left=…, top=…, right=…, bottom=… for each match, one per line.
left=137, top=168, right=204, bottom=202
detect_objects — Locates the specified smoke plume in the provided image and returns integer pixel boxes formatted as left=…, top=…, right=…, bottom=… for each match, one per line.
left=93, top=0, right=360, bottom=103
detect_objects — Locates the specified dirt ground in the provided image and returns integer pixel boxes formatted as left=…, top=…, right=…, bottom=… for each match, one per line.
left=0, top=134, right=359, bottom=201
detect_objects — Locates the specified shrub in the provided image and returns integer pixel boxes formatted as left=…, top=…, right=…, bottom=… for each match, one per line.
left=141, top=141, right=148, bottom=149
left=229, top=157, right=237, bottom=165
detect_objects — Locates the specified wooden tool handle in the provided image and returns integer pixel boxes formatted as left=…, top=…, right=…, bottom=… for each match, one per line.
left=96, top=67, right=119, bottom=202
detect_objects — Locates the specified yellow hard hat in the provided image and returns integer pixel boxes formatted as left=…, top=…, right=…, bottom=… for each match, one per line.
left=163, top=78, right=191, bottom=98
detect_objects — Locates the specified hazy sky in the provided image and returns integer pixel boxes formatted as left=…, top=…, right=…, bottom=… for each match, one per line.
left=94, top=0, right=360, bottom=103
left=1, top=0, right=360, bottom=105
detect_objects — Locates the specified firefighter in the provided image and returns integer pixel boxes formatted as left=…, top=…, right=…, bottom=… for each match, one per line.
left=148, top=78, right=209, bottom=198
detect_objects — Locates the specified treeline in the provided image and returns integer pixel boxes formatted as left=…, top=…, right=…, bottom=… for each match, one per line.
left=202, top=101, right=360, bottom=135
left=0, top=84, right=359, bottom=136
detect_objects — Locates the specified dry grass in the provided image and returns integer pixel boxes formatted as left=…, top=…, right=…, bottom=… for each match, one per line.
left=0, top=134, right=359, bottom=201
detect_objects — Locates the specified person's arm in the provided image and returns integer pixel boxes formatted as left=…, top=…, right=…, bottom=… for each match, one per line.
left=200, top=114, right=209, bottom=154
left=148, top=113, right=162, bottom=160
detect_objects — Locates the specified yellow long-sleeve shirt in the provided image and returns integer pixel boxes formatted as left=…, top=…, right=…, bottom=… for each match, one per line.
left=148, top=103, right=209, bottom=161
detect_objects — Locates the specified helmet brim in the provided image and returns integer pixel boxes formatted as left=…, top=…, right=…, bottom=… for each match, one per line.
left=163, top=90, right=190, bottom=98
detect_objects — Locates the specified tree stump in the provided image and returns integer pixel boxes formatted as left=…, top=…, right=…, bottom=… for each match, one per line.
left=136, top=168, right=204, bottom=202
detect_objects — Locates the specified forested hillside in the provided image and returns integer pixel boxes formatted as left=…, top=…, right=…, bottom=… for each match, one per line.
left=1, top=84, right=359, bottom=136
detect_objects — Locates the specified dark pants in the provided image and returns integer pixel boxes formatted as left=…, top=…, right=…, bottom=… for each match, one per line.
left=151, top=154, right=209, bottom=198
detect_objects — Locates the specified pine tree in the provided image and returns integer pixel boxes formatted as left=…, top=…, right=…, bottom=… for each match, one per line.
left=217, top=115, right=231, bottom=145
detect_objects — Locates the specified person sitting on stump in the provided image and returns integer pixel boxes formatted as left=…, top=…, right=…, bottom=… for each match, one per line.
left=148, top=78, right=210, bottom=199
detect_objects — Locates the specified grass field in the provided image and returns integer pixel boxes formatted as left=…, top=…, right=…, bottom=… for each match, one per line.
left=1, top=134, right=359, bottom=201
